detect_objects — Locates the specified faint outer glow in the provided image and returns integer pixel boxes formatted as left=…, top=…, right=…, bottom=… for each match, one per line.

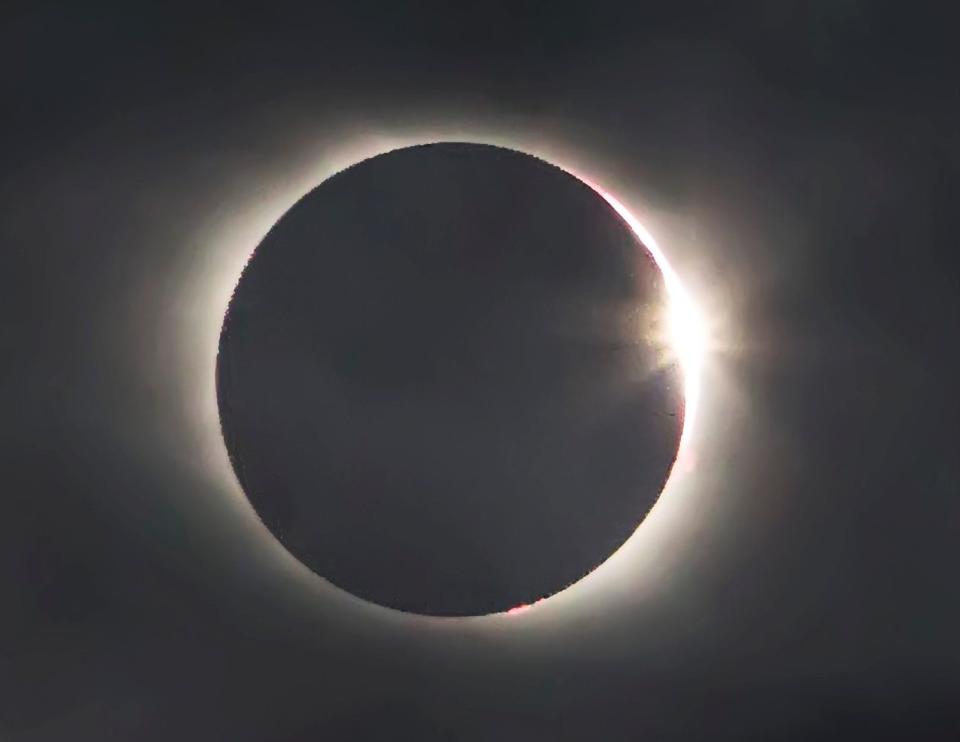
left=180, top=129, right=710, bottom=622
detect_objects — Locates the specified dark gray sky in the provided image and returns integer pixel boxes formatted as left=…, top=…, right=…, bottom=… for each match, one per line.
left=2, top=2, right=959, bottom=740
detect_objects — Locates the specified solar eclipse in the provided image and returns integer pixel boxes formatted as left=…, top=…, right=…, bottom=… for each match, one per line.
left=215, top=142, right=702, bottom=616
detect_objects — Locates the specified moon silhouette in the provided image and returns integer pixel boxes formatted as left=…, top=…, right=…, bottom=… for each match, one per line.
left=216, top=143, right=684, bottom=616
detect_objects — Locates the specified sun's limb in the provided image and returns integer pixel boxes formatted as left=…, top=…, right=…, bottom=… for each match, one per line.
left=593, top=189, right=706, bottom=453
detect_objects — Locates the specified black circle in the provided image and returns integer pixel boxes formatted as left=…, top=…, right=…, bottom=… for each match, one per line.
left=216, top=143, right=684, bottom=616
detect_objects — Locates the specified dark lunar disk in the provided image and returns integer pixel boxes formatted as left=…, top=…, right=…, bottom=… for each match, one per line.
left=217, top=143, right=684, bottom=616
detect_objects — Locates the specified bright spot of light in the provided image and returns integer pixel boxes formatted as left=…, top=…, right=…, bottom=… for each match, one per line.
left=593, top=188, right=707, bottom=454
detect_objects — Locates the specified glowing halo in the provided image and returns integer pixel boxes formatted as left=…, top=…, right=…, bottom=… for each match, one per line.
left=180, top=131, right=709, bottom=622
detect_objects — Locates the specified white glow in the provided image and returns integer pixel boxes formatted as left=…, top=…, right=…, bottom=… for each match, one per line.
left=176, top=128, right=711, bottom=624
